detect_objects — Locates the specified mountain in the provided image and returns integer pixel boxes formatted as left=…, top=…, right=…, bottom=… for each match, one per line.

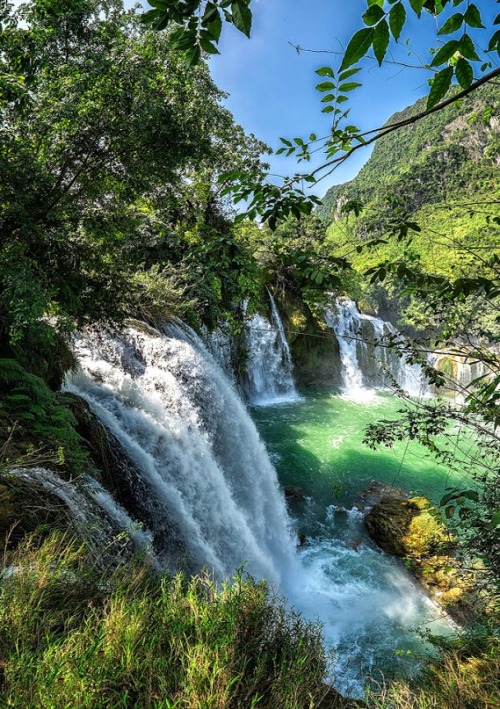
left=317, top=83, right=499, bottom=228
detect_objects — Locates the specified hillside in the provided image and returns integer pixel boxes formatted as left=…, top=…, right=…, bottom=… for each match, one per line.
left=316, top=83, right=499, bottom=330
left=317, top=83, right=499, bottom=226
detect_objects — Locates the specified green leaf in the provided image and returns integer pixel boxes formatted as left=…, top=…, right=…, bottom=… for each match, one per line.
left=202, top=2, right=218, bottom=22
left=338, top=82, right=362, bottom=92
left=362, top=5, right=385, bottom=26
left=316, top=81, right=335, bottom=92
left=430, top=39, right=460, bottom=66
left=373, top=19, right=390, bottom=65
left=231, top=1, right=252, bottom=37
left=409, top=0, right=425, bottom=18
left=455, top=57, right=473, bottom=89
left=389, top=3, right=406, bottom=40
left=488, top=30, right=500, bottom=53
left=207, top=15, right=223, bottom=42
left=200, top=36, right=220, bottom=54
left=316, top=66, right=335, bottom=77
left=445, top=505, right=456, bottom=519
left=427, top=66, right=453, bottom=109
left=486, top=510, right=500, bottom=529
left=321, top=94, right=335, bottom=102
left=459, top=34, right=480, bottom=61
left=437, top=13, right=463, bottom=35
left=339, top=67, right=362, bottom=81
left=185, top=44, right=201, bottom=67
left=340, top=27, right=375, bottom=71
left=461, top=490, right=480, bottom=503
left=322, top=105, right=334, bottom=113
left=463, top=4, right=485, bottom=29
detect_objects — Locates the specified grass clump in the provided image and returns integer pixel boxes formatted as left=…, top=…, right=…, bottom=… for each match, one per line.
left=366, top=629, right=500, bottom=708
left=0, top=533, right=333, bottom=708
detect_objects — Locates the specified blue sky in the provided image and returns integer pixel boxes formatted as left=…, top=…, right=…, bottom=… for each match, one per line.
left=206, top=0, right=498, bottom=197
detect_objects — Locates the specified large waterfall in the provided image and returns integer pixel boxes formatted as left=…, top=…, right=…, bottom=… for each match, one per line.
left=65, top=321, right=297, bottom=582
left=63, top=317, right=451, bottom=697
left=325, top=297, right=428, bottom=401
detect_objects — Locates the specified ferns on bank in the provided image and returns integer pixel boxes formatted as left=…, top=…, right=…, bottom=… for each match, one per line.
left=0, top=358, right=85, bottom=471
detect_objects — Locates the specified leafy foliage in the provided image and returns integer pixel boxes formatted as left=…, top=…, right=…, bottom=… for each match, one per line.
left=0, top=0, right=267, bottom=366
left=0, top=359, right=85, bottom=471
left=142, top=0, right=253, bottom=65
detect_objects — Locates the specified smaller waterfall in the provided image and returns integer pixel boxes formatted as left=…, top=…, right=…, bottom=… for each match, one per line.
left=325, top=297, right=428, bottom=401
left=8, top=467, right=154, bottom=558
left=432, top=352, right=490, bottom=402
left=244, top=294, right=300, bottom=406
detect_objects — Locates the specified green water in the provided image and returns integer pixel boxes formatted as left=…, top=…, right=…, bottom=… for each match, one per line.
left=251, top=390, right=459, bottom=696
left=252, top=389, right=467, bottom=513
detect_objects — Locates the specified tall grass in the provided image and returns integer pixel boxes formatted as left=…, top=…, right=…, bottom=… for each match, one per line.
left=365, top=630, right=500, bottom=709
left=1, top=533, right=498, bottom=707
left=0, top=533, right=334, bottom=708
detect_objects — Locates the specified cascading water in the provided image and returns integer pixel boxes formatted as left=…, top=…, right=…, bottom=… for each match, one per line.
left=325, top=297, right=428, bottom=401
left=65, top=321, right=297, bottom=582
left=64, top=318, right=452, bottom=698
left=244, top=293, right=300, bottom=405
left=8, top=467, right=154, bottom=558
left=202, top=323, right=237, bottom=386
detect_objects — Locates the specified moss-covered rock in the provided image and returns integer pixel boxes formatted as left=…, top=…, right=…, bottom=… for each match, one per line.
left=364, top=487, right=479, bottom=623
left=365, top=495, right=450, bottom=558
left=277, top=293, right=342, bottom=388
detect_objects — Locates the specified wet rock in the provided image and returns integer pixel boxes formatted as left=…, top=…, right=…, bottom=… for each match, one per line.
left=363, top=485, right=478, bottom=623
left=317, top=684, right=365, bottom=707
left=283, top=485, right=305, bottom=502
left=0, top=484, right=16, bottom=541
left=355, top=480, right=408, bottom=510
left=347, top=535, right=365, bottom=552
left=364, top=495, right=450, bottom=558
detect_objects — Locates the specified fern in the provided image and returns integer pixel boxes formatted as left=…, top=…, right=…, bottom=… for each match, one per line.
left=0, top=358, right=86, bottom=472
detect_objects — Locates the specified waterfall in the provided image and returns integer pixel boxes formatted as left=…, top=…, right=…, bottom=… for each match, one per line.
left=64, top=321, right=297, bottom=582
left=431, top=351, right=490, bottom=402
left=244, top=293, right=299, bottom=405
left=60, top=317, right=453, bottom=698
left=8, top=467, right=154, bottom=558
left=325, top=297, right=428, bottom=401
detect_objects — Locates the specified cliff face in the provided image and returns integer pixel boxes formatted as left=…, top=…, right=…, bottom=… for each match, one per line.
left=278, top=292, right=342, bottom=388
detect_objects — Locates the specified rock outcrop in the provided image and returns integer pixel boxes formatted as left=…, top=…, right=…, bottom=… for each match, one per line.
left=364, top=485, right=478, bottom=623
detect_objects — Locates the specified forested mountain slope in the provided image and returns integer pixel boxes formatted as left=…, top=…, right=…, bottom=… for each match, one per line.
left=318, top=83, right=499, bottom=226
left=317, top=83, right=499, bottom=331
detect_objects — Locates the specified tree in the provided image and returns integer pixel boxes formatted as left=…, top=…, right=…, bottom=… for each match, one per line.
left=0, top=0, right=265, bottom=371
left=142, top=1, right=499, bottom=222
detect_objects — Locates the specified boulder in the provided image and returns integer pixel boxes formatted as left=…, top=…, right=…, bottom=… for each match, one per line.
left=365, top=495, right=450, bottom=558
left=283, top=485, right=305, bottom=502
left=364, top=486, right=478, bottom=623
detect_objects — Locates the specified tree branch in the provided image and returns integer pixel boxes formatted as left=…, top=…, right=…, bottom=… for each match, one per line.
left=303, top=69, right=500, bottom=183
